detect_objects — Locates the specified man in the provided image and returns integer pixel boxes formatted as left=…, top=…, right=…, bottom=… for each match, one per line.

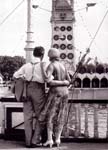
left=13, top=46, right=46, bottom=148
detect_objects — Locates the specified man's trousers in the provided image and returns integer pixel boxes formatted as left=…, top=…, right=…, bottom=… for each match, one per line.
left=23, top=81, right=46, bottom=146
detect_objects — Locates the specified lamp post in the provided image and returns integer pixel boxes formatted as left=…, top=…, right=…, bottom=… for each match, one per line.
left=74, top=3, right=96, bottom=12
left=25, top=0, right=34, bottom=63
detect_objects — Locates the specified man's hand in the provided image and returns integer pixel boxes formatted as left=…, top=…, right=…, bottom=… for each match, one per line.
left=63, top=80, right=70, bottom=86
left=48, top=79, right=70, bottom=86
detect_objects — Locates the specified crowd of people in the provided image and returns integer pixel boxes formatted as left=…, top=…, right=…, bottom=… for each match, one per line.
left=13, top=46, right=71, bottom=148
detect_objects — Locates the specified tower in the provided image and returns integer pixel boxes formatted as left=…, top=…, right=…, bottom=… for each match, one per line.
left=51, top=0, right=75, bottom=72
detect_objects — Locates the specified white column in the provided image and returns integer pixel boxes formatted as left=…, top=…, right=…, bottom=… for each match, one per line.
left=25, top=0, right=34, bottom=63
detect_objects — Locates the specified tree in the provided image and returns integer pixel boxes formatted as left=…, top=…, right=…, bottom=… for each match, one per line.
left=77, top=63, right=107, bottom=74
left=78, top=65, right=87, bottom=74
left=0, top=56, right=25, bottom=80
left=86, top=63, right=95, bottom=73
left=96, top=64, right=104, bottom=74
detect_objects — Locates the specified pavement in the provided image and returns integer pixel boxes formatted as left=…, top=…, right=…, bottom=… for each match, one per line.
left=0, top=139, right=108, bottom=150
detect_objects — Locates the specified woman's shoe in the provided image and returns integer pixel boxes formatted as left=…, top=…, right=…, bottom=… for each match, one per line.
left=43, top=140, right=54, bottom=148
left=55, top=139, right=61, bottom=147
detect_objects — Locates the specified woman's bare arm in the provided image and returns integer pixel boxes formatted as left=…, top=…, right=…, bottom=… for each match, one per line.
left=46, top=64, right=70, bottom=86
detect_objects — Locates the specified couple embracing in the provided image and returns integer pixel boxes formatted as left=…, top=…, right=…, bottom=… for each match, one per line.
left=13, top=46, right=71, bottom=148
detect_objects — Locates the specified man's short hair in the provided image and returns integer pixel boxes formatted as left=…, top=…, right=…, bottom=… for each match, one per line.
left=33, top=46, right=45, bottom=57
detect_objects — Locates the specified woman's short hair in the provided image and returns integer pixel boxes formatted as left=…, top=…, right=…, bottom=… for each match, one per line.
left=48, top=48, right=60, bottom=60
left=33, top=46, right=45, bottom=57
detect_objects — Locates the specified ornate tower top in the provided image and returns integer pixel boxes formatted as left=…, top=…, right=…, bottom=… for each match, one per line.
left=55, top=0, right=72, bottom=8
left=51, top=0, right=75, bottom=72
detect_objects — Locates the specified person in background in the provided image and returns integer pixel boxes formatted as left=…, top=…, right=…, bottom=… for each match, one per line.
left=39, top=48, right=71, bottom=148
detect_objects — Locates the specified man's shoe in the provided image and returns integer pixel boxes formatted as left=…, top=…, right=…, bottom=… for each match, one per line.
left=26, top=142, right=42, bottom=148
left=31, top=143, right=42, bottom=148
left=25, top=145, right=32, bottom=148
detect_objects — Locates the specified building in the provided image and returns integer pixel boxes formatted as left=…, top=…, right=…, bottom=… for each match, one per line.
left=51, top=0, right=75, bottom=72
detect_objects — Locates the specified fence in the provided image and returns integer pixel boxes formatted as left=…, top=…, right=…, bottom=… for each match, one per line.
left=62, top=99, right=108, bottom=141
left=0, top=88, right=108, bottom=141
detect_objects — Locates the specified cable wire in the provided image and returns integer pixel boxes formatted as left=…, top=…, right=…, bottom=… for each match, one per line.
left=12, top=34, right=25, bottom=55
left=38, top=6, right=51, bottom=12
left=0, top=0, right=24, bottom=27
left=88, top=8, right=108, bottom=48
left=75, top=0, right=103, bottom=56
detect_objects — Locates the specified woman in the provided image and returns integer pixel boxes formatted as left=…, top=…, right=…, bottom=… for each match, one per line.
left=39, top=48, right=71, bottom=147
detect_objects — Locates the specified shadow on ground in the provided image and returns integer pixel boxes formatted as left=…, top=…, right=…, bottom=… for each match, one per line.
left=0, top=139, right=108, bottom=150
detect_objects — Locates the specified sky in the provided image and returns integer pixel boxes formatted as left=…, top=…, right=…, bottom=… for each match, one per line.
left=0, top=0, right=108, bottom=64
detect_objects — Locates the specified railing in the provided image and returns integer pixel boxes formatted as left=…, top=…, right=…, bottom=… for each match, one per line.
left=0, top=88, right=108, bottom=141
left=62, top=99, right=108, bottom=141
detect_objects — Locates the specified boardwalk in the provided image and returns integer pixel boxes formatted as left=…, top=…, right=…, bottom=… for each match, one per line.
left=0, top=140, right=108, bottom=150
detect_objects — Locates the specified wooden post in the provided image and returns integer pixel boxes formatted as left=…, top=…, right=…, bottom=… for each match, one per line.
left=0, top=103, right=5, bottom=134
left=94, top=104, right=99, bottom=138
left=106, top=104, right=108, bottom=138
left=74, top=103, right=80, bottom=137
left=84, top=104, right=89, bottom=138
